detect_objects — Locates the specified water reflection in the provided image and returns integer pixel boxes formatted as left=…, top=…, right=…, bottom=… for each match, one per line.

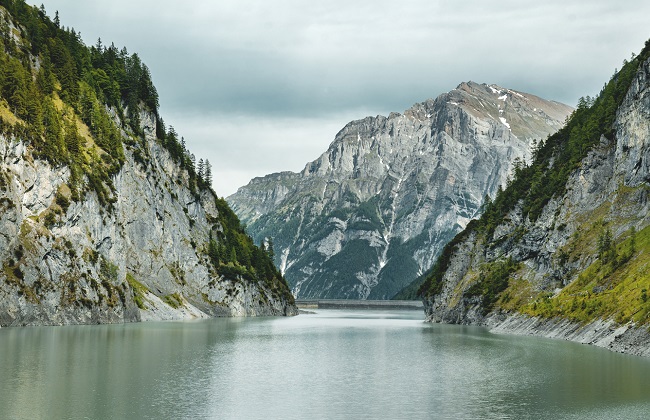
left=1, top=310, right=650, bottom=419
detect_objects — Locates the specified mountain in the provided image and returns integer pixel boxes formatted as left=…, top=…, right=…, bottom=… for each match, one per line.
left=228, top=82, right=572, bottom=299
left=420, top=40, right=650, bottom=356
left=0, top=1, right=296, bottom=326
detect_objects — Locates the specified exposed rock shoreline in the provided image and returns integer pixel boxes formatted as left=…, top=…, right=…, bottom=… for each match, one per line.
left=485, top=313, right=650, bottom=358
left=425, top=300, right=650, bottom=358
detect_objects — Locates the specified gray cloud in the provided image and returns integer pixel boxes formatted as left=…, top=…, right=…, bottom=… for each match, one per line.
left=40, top=0, right=650, bottom=195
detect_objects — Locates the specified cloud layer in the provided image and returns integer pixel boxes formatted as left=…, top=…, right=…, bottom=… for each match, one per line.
left=41, top=0, right=650, bottom=195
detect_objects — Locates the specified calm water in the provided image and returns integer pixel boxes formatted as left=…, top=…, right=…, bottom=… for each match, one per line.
left=2, top=309, right=650, bottom=419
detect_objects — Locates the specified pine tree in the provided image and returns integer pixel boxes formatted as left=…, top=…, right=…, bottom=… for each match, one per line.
left=197, top=158, right=204, bottom=180
left=204, top=159, right=212, bottom=186
left=36, top=48, right=54, bottom=94
left=4, top=59, right=28, bottom=118
left=166, top=125, right=178, bottom=150
left=597, top=227, right=616, bottom=264
left=42, top=98, right=64, bottom=162
left=64, top=117, right=81, bottom=158
left=25, top=84, right=43, bottom=132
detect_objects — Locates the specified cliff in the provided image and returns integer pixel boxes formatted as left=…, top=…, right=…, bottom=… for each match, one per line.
left=421, top=41, right=650, bottom=357
left=229, top=83, right=572, bottom=299
left=0, top=2, right=296, bottom=326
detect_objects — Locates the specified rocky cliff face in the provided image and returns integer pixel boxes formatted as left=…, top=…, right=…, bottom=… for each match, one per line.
left=0, top=109, right=297, bottom=326
left=0, top=2, right=297, bottom=327
left=422, top=50, right=650, bottom=356
left=228, top=83, right=572, bottom=299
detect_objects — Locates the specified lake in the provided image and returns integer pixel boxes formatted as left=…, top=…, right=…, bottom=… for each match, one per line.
left=1, top=309, right=650, bottom=419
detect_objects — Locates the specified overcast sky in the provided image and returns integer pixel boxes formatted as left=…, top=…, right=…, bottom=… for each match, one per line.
left=39, top=1, right=650, bottom=196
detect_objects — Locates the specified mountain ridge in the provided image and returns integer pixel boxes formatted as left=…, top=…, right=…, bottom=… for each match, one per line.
left=419, top=40, right=650, bottom=357
left=229, top=82, right=573, bottom=299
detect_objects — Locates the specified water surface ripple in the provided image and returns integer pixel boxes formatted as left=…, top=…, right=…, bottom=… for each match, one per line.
left=1, top=309, right=650, bottom=419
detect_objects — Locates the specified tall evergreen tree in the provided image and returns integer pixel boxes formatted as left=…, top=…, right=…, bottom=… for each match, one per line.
left=204, top=159, right=212, bottom=186
left=197, top=158, right=204, bottom=180
left=36, top=47, right=55, bottom=94
left=64, top=117, right=81, bottom=158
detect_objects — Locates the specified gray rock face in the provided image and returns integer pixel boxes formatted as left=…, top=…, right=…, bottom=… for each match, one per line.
left=0, top=110, right=297, bottom=327
left=423, top=56, right=650, bottom=356
left=228, top=82, right=572, bottom=299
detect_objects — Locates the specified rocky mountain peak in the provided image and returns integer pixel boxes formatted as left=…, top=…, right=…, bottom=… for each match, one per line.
left=228, top=83, right=573, bottom=299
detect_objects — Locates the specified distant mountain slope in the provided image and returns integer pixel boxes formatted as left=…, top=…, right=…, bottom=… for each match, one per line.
left=0, top=1, right=295, bottom=326
left=420, top=40, right=650, bottom=357
left=228, top=82, right=572, bottom=299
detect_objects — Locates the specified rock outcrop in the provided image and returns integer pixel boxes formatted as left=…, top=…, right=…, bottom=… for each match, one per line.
left=229, top=83, right=572, bottom=299
left=0, top=110, right=297, bottom=326
left=0, top=3, right=296, bottom=326
left=422, top=45, right=650, bottom=356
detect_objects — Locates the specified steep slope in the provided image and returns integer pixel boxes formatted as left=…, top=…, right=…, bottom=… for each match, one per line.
left=229, top=83, right=572, bottom=299
left=420, top=41, right=650, bottom=356
left=0, top=2, right=296, bottom=326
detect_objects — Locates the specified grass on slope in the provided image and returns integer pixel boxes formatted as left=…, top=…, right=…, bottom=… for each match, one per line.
left=519, top=223, right=650, bottom=325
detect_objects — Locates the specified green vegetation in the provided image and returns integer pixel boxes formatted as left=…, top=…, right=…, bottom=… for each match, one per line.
left=0, top=2, right=136, bottom=207
left=393, top=269, right=431, bottom=300
left=380, top=231, right=441, bottom=300
left=419, top=39, right=650, bottom=319
left=0, top=1, right=306, bottom=308
left=521, top=225, right=650, bottom=325
left=479, top=42, right=650, bottom=236
left=0, top=0, right=213, bottom=207
left=207, top=198, right=294, bottom=304
left=54, top=187, right=70, bottom=212
left=3, top=259, right=39, bottom=303
left=464, top=257, right=518, bottom=315
left=126, top=273, right=148, bottom=310
left=163, top=292, right=182, bottom=309
left=98, top=257, right=121, bottom=307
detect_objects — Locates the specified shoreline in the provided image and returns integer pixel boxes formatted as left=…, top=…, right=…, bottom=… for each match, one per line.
left=481, top=312, right=650, bottom=358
